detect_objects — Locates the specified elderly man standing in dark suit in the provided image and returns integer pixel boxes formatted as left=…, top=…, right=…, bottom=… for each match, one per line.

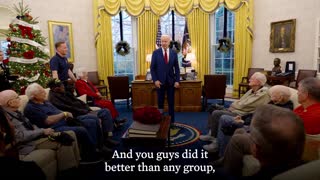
left=150, top=34, right=180, bottom=125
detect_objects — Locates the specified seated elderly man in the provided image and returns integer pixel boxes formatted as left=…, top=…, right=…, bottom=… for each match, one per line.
left=47, top=78, right=119, bottom=147
left=201, top=72, right=270, bottom=152
left=0, top=106, right=46, bottom=179
left=0, top=90, right=80, bottom=172
left=215, top=85, right=294, bottom=157
left=294, top=77, right=320, bottom=135
left=75, top=67, right=126, bottom=126
left=23, top=83, right=108, bottom=161
left=218, top=105, right=305, bottom=178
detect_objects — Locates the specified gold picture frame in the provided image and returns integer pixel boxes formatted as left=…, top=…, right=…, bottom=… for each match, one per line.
left=48, top=21, right=74, bottom=62
left=270, top=19, right=296, bottom=53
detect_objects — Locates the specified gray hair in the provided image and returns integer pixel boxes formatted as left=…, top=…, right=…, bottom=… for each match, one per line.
left=25, top=83, right=43, bottom=100
left=299, top=77, right=320, bottom=102
left=251, top=72, right=267, bottom=86
left=250, top=104, right=305, bottom=166
left=161, top=34, right=171, bottom=41
left=268, top=85, right=291, bottom=102
left=75, top=67, right=87, bottom=79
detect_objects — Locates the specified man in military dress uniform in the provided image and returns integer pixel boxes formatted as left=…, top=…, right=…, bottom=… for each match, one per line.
left=0, top=50, right=11, bottom=91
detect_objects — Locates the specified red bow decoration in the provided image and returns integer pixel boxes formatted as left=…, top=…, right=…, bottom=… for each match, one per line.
left=18, top=25, right=33, bottom=40
left=3, top=58, right=9, bottom=65
left=23, top=50, right=35, bottom=59
left=133, top=106, right=162, bottom=124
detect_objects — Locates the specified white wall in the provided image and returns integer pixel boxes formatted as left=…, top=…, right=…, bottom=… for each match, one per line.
left=0, top=0, right=97, bottom=71
left=253, top=0, right=320, bottom=72
left=2, top=0, right=320, bottom=74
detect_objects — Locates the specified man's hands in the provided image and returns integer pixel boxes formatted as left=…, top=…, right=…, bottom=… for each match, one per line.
left=174, top=82, right=180, bottom=88
left=154, top=80, right=161, bottom=88
left=62, top=111, right=73, bottom=119
left=154, top=81, right=180, bottom=88
left=233, top=116, right=244, bottom=124
left=96, top=92, right=102, bottom=99
left=43, top=128, right=54, bottom=136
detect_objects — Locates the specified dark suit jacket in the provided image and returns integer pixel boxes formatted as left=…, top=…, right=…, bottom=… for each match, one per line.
left=0, top=63, right=11, bottom=91
left=150, top=48, right=180, bottom=85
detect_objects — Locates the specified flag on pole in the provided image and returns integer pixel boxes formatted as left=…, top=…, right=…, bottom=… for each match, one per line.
left=182, top=21, right=190, bottom=48
left=156, top=19, right=162, bottom=48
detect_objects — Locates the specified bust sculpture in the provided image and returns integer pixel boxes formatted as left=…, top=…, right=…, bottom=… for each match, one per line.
left=272, top=58, right=282, bottom=75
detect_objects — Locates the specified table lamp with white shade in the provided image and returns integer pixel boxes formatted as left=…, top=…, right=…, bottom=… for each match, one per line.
left=145, top=54, right=152, bottom=80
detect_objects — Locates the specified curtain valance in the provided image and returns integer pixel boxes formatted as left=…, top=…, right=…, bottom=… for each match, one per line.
left=101, top=0, right=247, bottom=16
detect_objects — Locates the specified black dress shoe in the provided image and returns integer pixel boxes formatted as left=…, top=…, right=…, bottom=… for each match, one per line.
left=116, top=118, right=127, bottom=124
left=99, top=145, right=113, bottom=153
left=104, top=138, right=120, bottom=147
left=114, top=118, right=127, bottom=128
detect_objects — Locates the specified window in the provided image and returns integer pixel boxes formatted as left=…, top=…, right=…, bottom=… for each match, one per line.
left=111, top=11, right=135, bottom=83
left=0, top=40, right=9, bottom=59
left=211, top=7, right=235, bottom=86
left=160, top=11, right=186, bottom=65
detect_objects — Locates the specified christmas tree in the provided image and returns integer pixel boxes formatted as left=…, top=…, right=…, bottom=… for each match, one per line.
left=5, top=1, right=51, bottom=94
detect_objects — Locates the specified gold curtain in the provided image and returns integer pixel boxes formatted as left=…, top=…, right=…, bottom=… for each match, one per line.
left=94, top=0, right=253, bottom=93
left=232, top=1, right=254, bottom=97
left=93, top=7, right=114, bottom=84
left=101, top=0, right=238, bottom=16
left=137, top=11, right=159, bottom=75
left=187, top=9, right=210, bottom=84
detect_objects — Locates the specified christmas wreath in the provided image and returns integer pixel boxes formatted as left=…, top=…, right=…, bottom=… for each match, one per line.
left=218, top=37, right=232, bottom=53
left=115, top=40, right=130, bottom=56
left=169, top=41, right=181, bottom=53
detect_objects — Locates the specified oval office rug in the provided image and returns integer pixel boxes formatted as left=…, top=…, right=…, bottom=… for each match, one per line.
left=168, top=123, right=200, bottom=147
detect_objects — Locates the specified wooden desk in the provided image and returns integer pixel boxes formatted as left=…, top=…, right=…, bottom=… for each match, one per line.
left=267, top=75, right=294, bottom=86
left=122, top=115, right=171, bottom=148
left=131, top=80, right=202, bottom=112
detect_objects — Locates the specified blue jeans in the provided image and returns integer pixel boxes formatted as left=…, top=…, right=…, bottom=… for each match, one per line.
left=52, top=120, right=96, bottom=155
left=217, top=115, right=243, bottom=157
left=77, top=114, right=100, bottom=146
left=95, top=109, right=114, bottom=133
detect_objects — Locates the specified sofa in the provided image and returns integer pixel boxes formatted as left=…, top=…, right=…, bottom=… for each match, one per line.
left=18, top=89, right=98, bottom=180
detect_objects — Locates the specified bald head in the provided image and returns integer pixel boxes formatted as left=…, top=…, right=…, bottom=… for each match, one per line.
left=0, top=90, right=18, bottom=108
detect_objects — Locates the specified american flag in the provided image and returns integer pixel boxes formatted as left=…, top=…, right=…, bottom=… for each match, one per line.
left=182, top=21, right=190, bottom=47
left=156, top=19, right=162, bottom=48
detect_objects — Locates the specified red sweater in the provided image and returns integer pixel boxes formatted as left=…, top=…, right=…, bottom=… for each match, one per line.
left=294, top=103, right=320, bottom=135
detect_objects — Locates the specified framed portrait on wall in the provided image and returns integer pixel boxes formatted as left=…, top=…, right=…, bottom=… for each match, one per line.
left=270, top=19, right=296, bottom=53
left=48, top=21, right=74, bottom=62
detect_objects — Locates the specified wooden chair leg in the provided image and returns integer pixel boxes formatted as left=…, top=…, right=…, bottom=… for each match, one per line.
left=127, top=98, right=129, bottom=109
left=202, top=96, right=205, bottom=111
left=238, top=86, right=241, bottom=98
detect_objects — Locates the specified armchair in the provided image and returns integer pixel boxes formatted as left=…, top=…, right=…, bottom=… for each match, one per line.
left=202, top=74, right=227, bottom=110
left=87, top=71, right=108, bottom=98
left=289, top=69, right=317, bottom=89
left=107, top=76, right=131, bottom=109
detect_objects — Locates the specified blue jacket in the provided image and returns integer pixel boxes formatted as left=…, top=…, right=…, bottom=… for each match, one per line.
left=150, top=48, right=180, bottom=85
